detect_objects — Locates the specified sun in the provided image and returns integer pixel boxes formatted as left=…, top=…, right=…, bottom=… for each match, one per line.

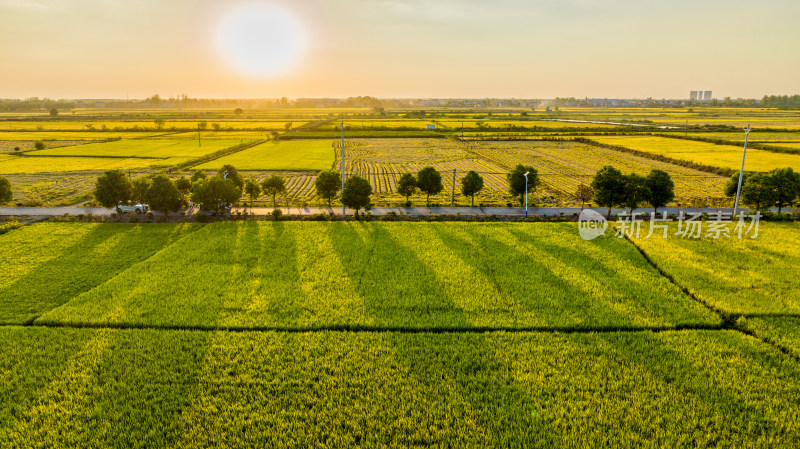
left=216, top=3, right=308, bottom=78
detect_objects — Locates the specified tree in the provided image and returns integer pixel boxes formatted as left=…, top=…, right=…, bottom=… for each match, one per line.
left=314, top=170, right=341, bottom=206
left=769, top=167, right=800, bottom=213
left=212, top=123, right=222, bottom=131
left=0, top=176, right=13, bottom=205
left=574, top=184, right=594, bottom=210
left=34, top=141, right=45, bottom=151
left=261, top=175, right=286, bottom=208
left=198, top=121, right=208, bottom=130
left=49, top=108, right=58, bottom=117
left=145, top=175, right=183, bottom=216
left=460, top=170, right=484, bottom=207
left=507, top=164, right=539, bottom=204
left=217, top=164, right=243, bottom=190
left=284, top=122, right=293, bottom=130
left=93, top=170, right=131, bottom=209
left=396, top=173, right=417, bottom=204
left=724, top=171, right=749, bottom=197
left=244, top=179, right=261, bottom=211
left=234, top=108, right=243, bottom=115
left=342, top=176, right=372, bottom=216
left=131, top=178, right=150, bottom=205
left=154, top=118, right=165, bottom=130
left=644, top=169, right=675, bottom=212
left=741, top=173, right=777, bottom=212
left=191, top=177, right=241, bottom=212
left=622, top=173, right=650, bottom=213
left=591, top=166, right=627, bottom=217
left=175, top=176, right=192, bottom=195
left=191, top=170, right=207, bottom=182
left=417, top=166, right=443, bottom=206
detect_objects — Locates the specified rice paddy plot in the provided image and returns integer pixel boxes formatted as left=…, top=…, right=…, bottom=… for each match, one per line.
left=0, top=154, right=160, bottom=174
left=0, top=140, right=94, bottom=154
left=0, top=223, right=197, bottom=324
left=590, top=136, right=800, bottom=172
left=194, top=140, right=334, bottom=171
left=0, top=131, right=164, bottom=140
left=26, top=138, right=240, bottom=161
left=467, top=140, right=728, bottom=203
left=1, top=327, right=799, bottom=447
left=2, top=171, right=109, bottom=206
left=333, top=138, right=510, bottom=204
left=35, top=222, right=719, bottom=330
left=631, top=222, right=800, bottom=316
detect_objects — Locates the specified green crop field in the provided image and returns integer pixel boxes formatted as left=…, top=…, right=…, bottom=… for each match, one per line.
left=2, top=327, right=799, bottom=447
left=590, top=135, right=800, bottom=172
left=20, top=222, right=716, bottom=329
left=0, top=154, right=160, bottom=174
left=1, top=221, right=800, bottom=447
left=631, top=222, right=800, bottom=357
left=27, top=138, right=240, bottom=160
left=194, top=140, right=334, bottom=171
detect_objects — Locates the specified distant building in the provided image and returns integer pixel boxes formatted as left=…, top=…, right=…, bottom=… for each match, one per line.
left=703, top=91, right=712, bottom=101
left=690, top=91, right=699, bottom=101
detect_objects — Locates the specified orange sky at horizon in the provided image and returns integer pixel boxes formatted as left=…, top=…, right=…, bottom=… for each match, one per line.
left=1, top=0, right=798, bottom=100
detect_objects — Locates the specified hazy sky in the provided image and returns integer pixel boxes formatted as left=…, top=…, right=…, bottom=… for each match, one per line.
left=1, top=0, right=798, bottom=99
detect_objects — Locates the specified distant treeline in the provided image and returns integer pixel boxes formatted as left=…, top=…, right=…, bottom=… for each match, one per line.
left=761, top=95, right=800, bottom=109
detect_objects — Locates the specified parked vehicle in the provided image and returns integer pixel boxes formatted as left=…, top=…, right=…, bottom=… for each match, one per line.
left=117, top=203, right=149, bottom=214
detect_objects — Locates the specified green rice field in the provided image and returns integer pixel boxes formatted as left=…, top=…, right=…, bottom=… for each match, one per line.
left=0, top=220, right=799, bottom=447
left=194, top=140, right=334, bottom=171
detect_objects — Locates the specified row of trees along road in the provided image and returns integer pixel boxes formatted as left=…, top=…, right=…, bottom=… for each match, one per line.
left=724, top=167, right=800, bottom=213
left=93, top=164, right=798, bottom=217
left=93, top=164, right=543, bottom=215
left=590, top=167, right=675, bottom=216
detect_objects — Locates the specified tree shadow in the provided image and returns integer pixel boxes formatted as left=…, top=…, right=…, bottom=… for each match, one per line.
left=0, top=223, right=196, bottom=325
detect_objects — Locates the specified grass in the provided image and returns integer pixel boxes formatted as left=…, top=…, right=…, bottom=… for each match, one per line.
left=590, top=136, right=800, bottom=172
left=1, top=327, right=799, bottom=447
left=193, top=140, right=334, bottom=171
left=32, top=222, right=718, bottom=330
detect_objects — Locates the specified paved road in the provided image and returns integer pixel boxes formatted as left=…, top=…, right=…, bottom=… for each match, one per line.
left=0, top=205, right=771, bottom=218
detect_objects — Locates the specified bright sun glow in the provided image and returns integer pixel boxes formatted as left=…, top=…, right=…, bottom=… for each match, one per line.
left=216, top=3, right=307, bottom=78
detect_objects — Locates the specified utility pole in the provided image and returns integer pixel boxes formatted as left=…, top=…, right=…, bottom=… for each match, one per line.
left=341, top=120, right=345, bottom=217
left=197, top=124, right=201, bottom=147
left=451, top=169, right=456, bottom=207
left=732, top=123, right=751, bottom=216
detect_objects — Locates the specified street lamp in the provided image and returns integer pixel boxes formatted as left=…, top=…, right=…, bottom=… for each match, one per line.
left=523, top=171, right=530, bottom=217
left=732, top=123, right=751, bottom=217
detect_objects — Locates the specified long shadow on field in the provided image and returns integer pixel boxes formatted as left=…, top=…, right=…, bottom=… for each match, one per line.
left=0, top=223, right=194, bottom=325
left=503, top=226, right=721, bottom=328
left=327, top=222, right=555, bottom=445
left=430, top=224, right=632, bottom=328
left=327, top=222, right=470, bottom=328
left=234, top=221, right=306, bottom=327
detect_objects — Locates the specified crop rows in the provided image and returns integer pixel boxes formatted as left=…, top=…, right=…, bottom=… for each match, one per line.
left=466, top=140, right=729, bottom=203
